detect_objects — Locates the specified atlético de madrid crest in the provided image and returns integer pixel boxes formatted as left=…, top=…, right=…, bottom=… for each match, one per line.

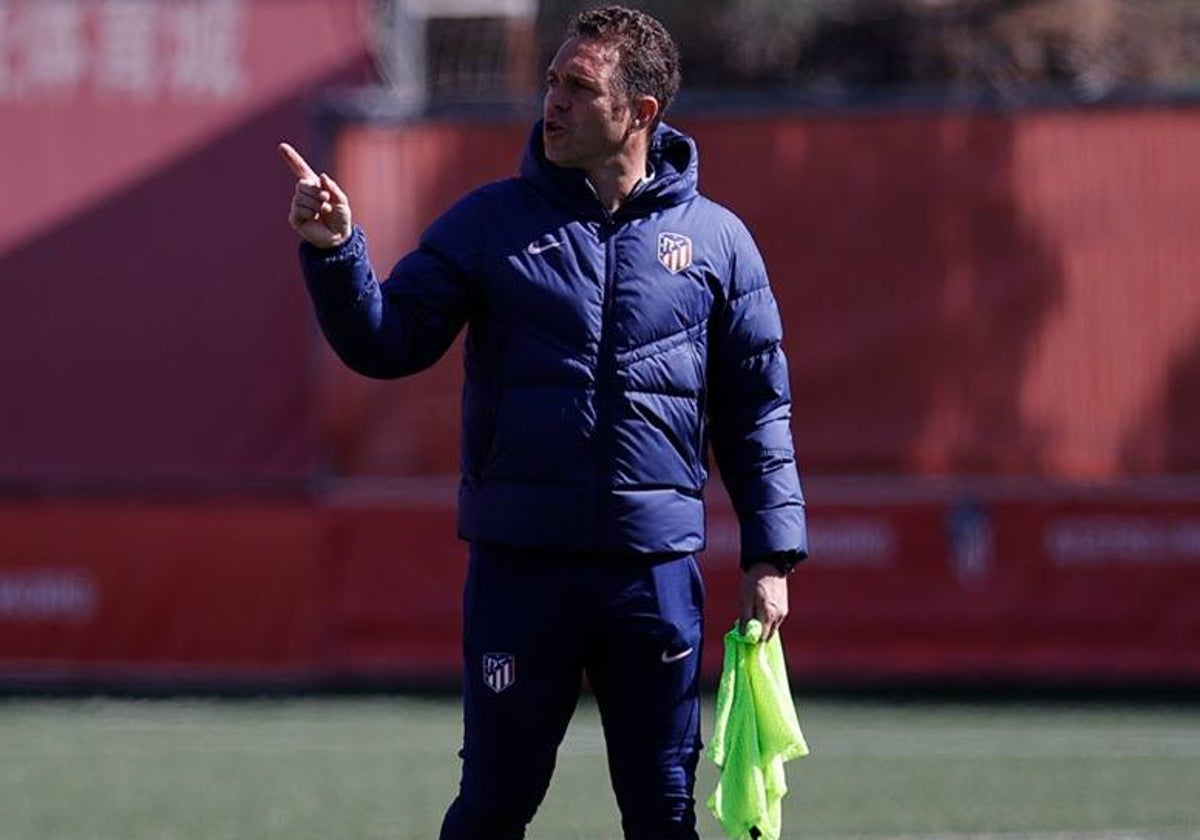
left=657, top=232, right=693, bottom=274
left=483, top=652, right=516, bottom=693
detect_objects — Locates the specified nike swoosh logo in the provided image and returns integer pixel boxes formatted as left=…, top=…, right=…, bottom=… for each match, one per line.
left=660, top=647, right=694, bottom=664
left=526, top=239, right=562, bottom=255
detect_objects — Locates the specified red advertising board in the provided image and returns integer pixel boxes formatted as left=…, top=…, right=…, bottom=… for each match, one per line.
left=6, top=489, right=1198, bottom=687
left=0, top=501, right=325, bottom=685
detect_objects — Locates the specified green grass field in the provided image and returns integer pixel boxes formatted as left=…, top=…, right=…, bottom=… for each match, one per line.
left=1, top=695, right=1198, bottom=840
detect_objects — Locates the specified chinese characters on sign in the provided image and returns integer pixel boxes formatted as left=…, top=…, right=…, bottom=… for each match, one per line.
left=0, top=0, right=247, bottom=103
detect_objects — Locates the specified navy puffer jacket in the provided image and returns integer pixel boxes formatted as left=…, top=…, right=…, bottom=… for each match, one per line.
left=301, top=123, right=807, bottom=566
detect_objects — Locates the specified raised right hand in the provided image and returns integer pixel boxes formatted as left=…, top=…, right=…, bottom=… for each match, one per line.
left=279, top=142, right=353, bottom=249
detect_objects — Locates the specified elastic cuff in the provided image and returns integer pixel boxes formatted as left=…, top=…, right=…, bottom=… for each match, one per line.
left=741, top=550, right=803, bottom=575
left=300, top=225, right=364, bottom=264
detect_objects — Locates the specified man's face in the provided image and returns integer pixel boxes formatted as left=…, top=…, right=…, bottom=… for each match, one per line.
left=542, top=37, right=635, bottom=172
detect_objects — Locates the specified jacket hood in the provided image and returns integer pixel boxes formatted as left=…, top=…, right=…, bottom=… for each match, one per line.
left=519, top=120, right=699, bottom=217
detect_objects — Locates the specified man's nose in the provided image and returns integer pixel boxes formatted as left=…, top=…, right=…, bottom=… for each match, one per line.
left=545, top=89, right=569, bottom=112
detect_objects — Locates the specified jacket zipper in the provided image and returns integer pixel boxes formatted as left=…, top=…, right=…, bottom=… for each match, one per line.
left=594, top=215, right=618, bottom=549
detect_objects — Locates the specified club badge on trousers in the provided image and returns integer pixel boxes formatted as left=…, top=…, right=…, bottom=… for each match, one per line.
left=483, top=652, right=516, bottom=693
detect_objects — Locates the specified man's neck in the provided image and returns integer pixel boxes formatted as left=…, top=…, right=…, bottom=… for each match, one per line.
left=586, top=143, right=650, bottom=215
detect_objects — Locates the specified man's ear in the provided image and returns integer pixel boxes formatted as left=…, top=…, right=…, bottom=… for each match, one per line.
left=631, top=95, right=660, bottom=131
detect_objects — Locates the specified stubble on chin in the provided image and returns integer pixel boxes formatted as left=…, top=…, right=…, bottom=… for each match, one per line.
left=543, top=140, right=573, bottom=168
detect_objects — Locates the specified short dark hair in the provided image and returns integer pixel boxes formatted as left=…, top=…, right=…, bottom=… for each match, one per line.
left=569, top=5, right=681, bottom=127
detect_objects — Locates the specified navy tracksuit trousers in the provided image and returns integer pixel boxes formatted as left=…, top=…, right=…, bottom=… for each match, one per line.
left=439, top=543, right=706, bottom=840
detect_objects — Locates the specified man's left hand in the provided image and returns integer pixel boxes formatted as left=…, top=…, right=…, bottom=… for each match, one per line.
left=738, top=563, right=789, bottom=642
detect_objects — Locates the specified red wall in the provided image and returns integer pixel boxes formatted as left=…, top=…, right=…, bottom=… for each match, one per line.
left=325, top=109, right=1200, bottom=481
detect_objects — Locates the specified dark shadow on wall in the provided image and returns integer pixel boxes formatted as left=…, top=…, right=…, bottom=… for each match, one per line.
left=1161, top=337, right=1200, bottom=472
left=686, top=111, right=1064, bottom=475
left=1121, top=329, right=1200, bottom=474
left=0, top=60, right=367, bottom=493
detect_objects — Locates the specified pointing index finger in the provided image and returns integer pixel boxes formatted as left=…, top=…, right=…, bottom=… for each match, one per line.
left=279, top=142, right=319, bottom=183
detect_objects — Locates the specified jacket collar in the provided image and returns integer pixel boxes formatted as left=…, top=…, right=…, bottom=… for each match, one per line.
left=519, top=120, right=699, bottom=220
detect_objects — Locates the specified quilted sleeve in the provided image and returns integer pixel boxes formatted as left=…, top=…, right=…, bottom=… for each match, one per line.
left=706, top=218, right=808, bottom=568
left=300, top=193, right=483, bottom=379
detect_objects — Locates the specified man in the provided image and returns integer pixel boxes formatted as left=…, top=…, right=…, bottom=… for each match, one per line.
left=280, top=7, right=806, bottom=839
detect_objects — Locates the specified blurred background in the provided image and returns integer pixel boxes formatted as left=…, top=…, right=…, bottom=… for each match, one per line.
left=4, top=3, right=1200, bottom=839
left=2, top=0, right=1200, bottom=694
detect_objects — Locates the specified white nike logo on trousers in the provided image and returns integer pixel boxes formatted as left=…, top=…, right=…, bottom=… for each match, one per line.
left=660, top=647, right=693, bottom=664
left=526, top=239, right=562, bottom=255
